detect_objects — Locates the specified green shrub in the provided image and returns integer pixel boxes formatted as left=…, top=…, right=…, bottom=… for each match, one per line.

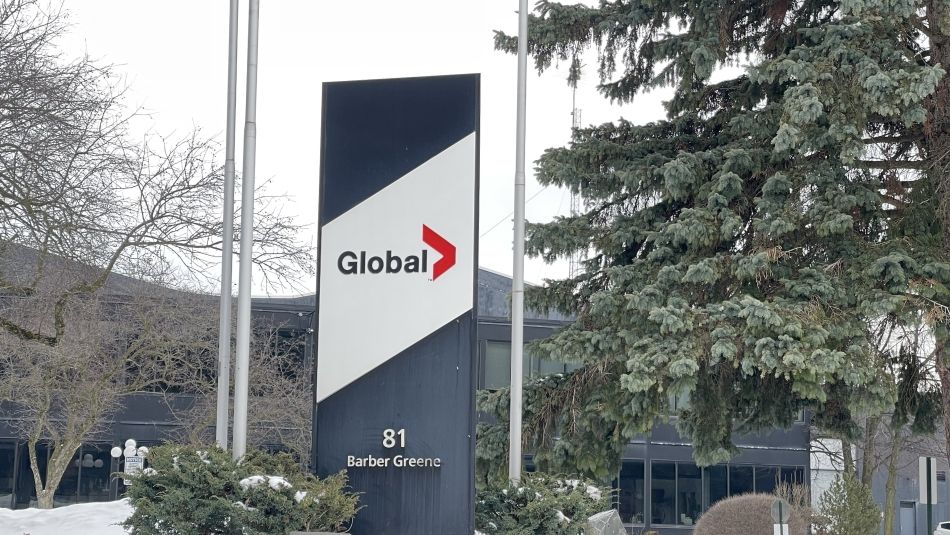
left=475, top=473, right=610, bottom=534
left=694, top=493, right=806, bottom=535
left=818, top=473, right=880, bottom=535
left=122, top=445, right=359, bottom=535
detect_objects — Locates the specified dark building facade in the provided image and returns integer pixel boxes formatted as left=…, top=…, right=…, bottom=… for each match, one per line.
left=0, top=268, right=811, bottom=535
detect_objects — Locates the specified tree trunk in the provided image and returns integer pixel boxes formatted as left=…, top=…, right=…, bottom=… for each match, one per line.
left=883, top=434, right=904, bottom=535
left=860, top=416, right=879, bottom=486
left=26, top=438, right=46, bottom=508
left=841, top=438, right=855, bottom=476
left=936, top=327, right=950, bottom=468
left=27, top=437, right=81, bottom=509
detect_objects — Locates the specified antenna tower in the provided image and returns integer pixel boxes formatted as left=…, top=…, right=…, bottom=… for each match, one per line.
left=569, top=86, right=584, bottom=279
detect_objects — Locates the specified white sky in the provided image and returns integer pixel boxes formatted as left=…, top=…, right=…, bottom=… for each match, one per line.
left=60, top=1, right=671, bottom=296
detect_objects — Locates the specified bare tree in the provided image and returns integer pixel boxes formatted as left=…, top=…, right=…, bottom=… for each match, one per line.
left=171, top=321, right=314, bottom=464
left=0, top=288, right=224, bottom=508
left=0, top=0, right=314, bottom=507
left=0, top=0, right=312, bottom=346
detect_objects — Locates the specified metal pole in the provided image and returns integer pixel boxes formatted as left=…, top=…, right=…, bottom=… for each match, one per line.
left=928, top=457, right=934, bottom=535
left=232, top=0, right=260, bottom=460
left=215, top=0, right=239, bottom=452
left=509, top=0, right=528, bottom=485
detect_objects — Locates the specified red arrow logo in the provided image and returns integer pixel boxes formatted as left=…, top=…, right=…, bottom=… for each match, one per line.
left=422, top=225, right=456, bottom=280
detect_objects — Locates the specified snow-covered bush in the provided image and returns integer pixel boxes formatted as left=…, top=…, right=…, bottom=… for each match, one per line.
left=122, top=445, right=359, bottom=534
left=475, top=473, right=610, bottom=534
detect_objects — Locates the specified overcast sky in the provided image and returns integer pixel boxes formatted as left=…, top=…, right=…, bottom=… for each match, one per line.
left=60, top=1, right=671, bottom=296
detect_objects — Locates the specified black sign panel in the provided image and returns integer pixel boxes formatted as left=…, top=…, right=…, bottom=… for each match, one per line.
left=314, top=74, right=479, bottom=535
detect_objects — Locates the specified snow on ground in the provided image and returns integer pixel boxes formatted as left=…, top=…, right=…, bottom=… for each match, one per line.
left=0, top=499, right=132, bottom=535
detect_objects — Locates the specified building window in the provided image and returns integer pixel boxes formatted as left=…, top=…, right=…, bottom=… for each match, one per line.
left=481, top=341, right=574, bottom=390
left=0, top=442, right=13, bottom=509
left=651, top=462, right=676, bottom=525
left=729, top=465, right=754, bottom=495
left=77, top=444, right=112, bottom=503
left=707, top=464, right=728, bottom=508
left=755, top=466, right=780, bottom=495
left=780, top=466, right=805, bottom=485
left=668, top=391, right=691, bottom=415
left=55, top=448, right=81, bottom=505
left=617, top=461, right=807, bottom=526
left=618, top=460, right=645, bottom=524
left=677, top=463, right=702, bottom=525
left=483, top=341, right=512, bottom=390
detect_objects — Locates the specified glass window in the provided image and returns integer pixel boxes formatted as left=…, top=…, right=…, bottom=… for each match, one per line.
left=535, top=355, right=564, bottom=378
left=0, top=442, right=14, bottom=509
left=707, top=464, right=728, bottom=508
left=677, top=463, right=702, bottom=526
left=78, top=444, right=112, bottom=503
left=780, top=466, right=805, bottom=485
left=482, top=341, right=569, bottom=389
left=755, top=466, right=779, bottom=494
left=483, top=342, right=511, bottom=389
left=618, top=460, right=645, bottom=524
left=55, top=447, right=80, bottom=505
left=651, top=462, right=676, bottom=525
left=729, top=465, right=754, bottom=495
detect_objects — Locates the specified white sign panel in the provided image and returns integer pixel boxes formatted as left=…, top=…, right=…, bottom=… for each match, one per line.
left=316, top=133, right=476, bottom=403
left=124, top=455, right=144, bottom=485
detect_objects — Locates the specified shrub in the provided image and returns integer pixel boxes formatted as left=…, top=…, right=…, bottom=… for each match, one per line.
left=775, top=481, right=827, bottom=533
left=694, top=493, right=806, bottom=535
left=122, top=445, right=359, bottom=535
left=818, top=473, right=880, bottom=535
left=475, top=473, right=610, bottom=534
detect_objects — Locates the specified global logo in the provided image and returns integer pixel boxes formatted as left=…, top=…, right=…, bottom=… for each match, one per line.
left=336, top=224, right=456, bottom=280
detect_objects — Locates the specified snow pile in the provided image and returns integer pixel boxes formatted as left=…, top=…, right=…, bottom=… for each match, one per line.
left=0, top=499, right=133, bottom=535
left=558, top=478, right=603, bottom=500
left=238, top=475, right=292, bottom=491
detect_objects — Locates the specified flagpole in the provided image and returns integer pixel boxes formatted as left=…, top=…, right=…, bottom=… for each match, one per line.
left=215, top=0, right=239, bottom=452
left=509, top=0, right=528, bottom=485
left=232, top=0, right=260, bottom=460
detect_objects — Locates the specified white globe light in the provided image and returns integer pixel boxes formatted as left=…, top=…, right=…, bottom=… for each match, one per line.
left=110, top=447, right=122, bottom=458
left=94, top=459, right=104, bottom=468
left=137, top=447, right=149, bottom=457
left=83, top=453, right=94, bottom=461
left=124, top=439, right=137, bottom=449
left=82, top=459, right=93, bottom=468
left=73, top=459, right=80, bottom=467
left=124, top=447, right=137, bottom=457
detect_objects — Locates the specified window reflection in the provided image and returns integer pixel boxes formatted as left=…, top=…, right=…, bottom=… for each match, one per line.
left=729, top=465, right=754, bottom=495
left=651, top=462, right=676, bottom=525
left=677, top=463, right=701, bottom=525
left=618, top=460, right=645, bottom=524
left=481, top=341, right=575, bottom=389
left=707, top=464, right=728, bottom=508
left=755, top=466, right=780, bottom=495
left=0, top=442, right=13, bottom=509
left=78, top=445, right=111, bottom=503
left=616, top=460, right=807, bottom=527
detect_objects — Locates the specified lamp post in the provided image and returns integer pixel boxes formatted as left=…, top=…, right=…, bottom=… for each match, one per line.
left=111, top=439, right=149, bottom=487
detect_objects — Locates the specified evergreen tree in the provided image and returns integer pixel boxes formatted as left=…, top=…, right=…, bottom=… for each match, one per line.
left=483, top=0, right=950, bottom=476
